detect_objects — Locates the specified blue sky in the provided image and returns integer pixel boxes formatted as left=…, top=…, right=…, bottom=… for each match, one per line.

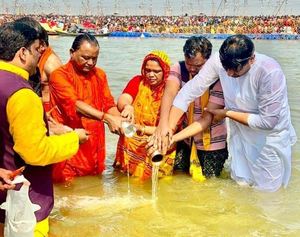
left=6, top=0, right=300, bottom=16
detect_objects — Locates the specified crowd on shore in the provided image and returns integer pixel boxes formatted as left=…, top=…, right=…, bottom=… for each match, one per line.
left=1, top=13, right=300, bottom=35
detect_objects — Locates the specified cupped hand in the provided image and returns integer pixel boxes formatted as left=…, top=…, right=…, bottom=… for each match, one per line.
left=106, top=114, right=126, bottom=135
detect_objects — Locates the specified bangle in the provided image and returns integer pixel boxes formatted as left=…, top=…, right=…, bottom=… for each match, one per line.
left=139, top=126, right=145, bottom=136
left=121, top=103, right=132, bottom=111
left=100, top=112, right=106, bottom=121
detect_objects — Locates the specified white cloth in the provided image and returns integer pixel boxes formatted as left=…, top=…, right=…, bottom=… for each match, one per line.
left=0, top=175, right=41, bottom=237
left=173, top=52, right=297, bottom=192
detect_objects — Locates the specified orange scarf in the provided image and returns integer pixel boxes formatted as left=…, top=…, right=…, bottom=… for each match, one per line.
left=38, top=46, right=54, bottom=74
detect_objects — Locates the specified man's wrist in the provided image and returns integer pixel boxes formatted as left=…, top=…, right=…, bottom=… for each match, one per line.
left=225, top=109, right=231, bottom=118
left=100, top=112, right=106, bottom=121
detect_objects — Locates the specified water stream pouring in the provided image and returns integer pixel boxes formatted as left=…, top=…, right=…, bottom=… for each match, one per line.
left=122, top=122, right=137, bottom=196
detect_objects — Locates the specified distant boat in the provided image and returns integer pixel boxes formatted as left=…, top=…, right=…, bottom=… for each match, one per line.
left=55, top=31, right=110, bottom=37
left=40, top=22, right=60, bottom=35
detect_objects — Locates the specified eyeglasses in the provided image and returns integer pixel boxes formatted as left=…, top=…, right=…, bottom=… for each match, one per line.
left=144, top=68, right=162, bottom=75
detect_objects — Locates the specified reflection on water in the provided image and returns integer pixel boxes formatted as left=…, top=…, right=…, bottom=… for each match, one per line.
left=49, top=36, right=300, bottom=237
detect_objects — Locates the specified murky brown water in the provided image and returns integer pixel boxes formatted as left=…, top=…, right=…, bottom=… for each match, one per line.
left=48, top=36, right=300, bottom=237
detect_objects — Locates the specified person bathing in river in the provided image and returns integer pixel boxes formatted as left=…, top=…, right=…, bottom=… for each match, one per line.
left=165, top=34, right=297, bottom=192
left=149, top=36, right=228, bottom=178
left=114, top=51, right=179, bottom=181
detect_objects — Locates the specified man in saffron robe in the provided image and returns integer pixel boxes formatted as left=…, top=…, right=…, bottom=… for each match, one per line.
left=50, top=34, right=124, bottom=183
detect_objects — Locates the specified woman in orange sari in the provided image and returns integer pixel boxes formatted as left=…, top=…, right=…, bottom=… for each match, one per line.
left=114, top=51, right=176, bottom=181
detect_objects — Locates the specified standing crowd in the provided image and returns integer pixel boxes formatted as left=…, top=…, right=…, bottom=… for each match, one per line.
left=1, top=13, right=300, bottom=35
left=0, top=16, right=297, bottom=236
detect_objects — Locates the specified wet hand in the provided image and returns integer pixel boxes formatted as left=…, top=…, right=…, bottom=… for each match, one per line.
left=74, top=129, right=89, bottom=144
left=204, top=107, right=228, bottom=122
left=120, top=104, right=134, bottom=123
left=150, top=124, right=172, bottom=151
left=145, top=138, right=157, bottom=158
left=146, top=135, right=168, bottom=156
left=106, top=114, right=126, bottom=135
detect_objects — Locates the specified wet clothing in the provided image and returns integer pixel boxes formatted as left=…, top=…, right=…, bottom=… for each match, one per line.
left=169, top=61, right=228, bottom=177
left=115, top=76, right=176, bottom=181
left=50, top=60, right=116, bottom=182
left=174, top=141, right=228, bottom=177
left=173, top=52, right=297, bottom=192
left=114, top=51, right=174, bottom=181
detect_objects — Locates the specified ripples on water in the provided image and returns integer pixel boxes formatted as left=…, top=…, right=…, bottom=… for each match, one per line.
left=49, top=36, right=300, bottom=237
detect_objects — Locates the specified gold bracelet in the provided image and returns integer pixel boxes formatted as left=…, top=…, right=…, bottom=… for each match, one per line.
left=139, top=126, right=145, bottom=136
left=121, top=103, right=132, bottom=111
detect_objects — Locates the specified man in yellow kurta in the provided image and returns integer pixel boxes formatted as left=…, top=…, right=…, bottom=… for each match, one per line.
left=0, top=22, right=87, bottom=237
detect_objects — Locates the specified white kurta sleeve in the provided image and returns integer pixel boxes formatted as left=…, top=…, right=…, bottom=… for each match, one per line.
left=248, top=69, right=286, bottom=130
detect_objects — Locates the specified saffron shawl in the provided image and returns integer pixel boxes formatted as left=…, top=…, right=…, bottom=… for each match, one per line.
left=115, top=51, right=176, bottom=181
left=38, top=46, right=54, bottom=112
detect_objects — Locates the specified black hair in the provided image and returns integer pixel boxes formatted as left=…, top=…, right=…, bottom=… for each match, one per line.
left=15, top=17, right=49, bottom=46
left=219, top=34, right=254, bottom=71
left=0, top=22, right=39, bottom=61
left=71, top=34, right=99, bottom=51
left=183, top=36, right=212, bottom=59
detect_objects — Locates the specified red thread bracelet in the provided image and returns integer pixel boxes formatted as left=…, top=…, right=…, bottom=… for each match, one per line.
left=101, top=112, right=106, bottom=121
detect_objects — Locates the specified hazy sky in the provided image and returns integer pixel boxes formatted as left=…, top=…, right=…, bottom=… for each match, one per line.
left=6, top=0, right=300, bottom=16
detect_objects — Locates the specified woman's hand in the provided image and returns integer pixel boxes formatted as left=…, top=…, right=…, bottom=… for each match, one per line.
left=120, top=104, right=135, bottom=123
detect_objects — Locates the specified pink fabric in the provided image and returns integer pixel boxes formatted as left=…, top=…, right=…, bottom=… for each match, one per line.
left=168, top=62, right=227, bottom=151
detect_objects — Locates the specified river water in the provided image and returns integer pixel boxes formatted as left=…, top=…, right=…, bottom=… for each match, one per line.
left=48, top=36, right=300, bottom=237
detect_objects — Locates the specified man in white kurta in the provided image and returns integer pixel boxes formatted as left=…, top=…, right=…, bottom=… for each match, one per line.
left=171, top=34, right=297, bottom=192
